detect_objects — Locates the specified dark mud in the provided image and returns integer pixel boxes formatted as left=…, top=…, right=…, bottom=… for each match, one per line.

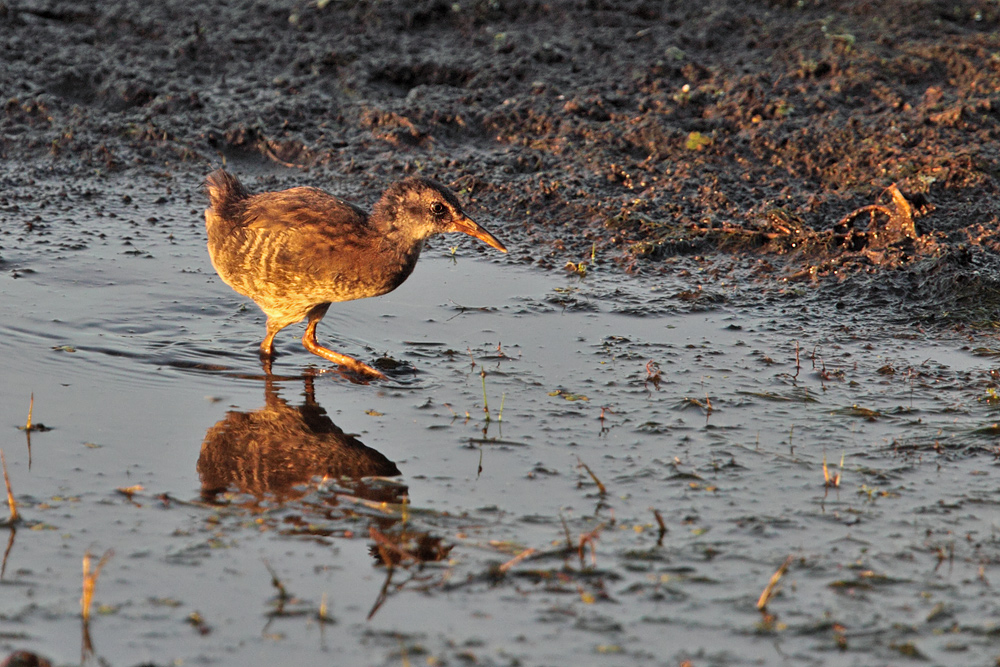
left=5, top=0, right=1000, bottom=316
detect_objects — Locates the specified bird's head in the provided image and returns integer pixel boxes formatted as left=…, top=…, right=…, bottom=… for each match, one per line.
left=375, top=178, right=507, bottom=253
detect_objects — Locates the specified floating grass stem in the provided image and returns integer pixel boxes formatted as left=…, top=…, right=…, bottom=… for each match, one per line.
left=499, top=547, right=536, bottom=573
left=823, top=451, right=843, bottom=488
left=18, top=393, right=50, bottom=433
left=317, top=592, right=334, bottom=624
left=81, top=549, right=114, bottom=622
left=576, top=457, right=606, bottom=495
left=481, top=369, right=490, bottom=421
left=578, top=524, right=605, bottom=567
left=262, top=559, right=289, bottom=602
left=652, top=508, right=667, bottom=546
left=757, top=555, right=793, bottom=610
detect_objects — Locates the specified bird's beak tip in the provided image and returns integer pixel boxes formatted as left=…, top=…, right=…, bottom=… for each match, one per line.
left=453, top=216, right=508, bottom=253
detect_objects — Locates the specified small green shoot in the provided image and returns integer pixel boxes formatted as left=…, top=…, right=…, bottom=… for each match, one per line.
left=981, top=387, right=1000, bottom=405
left=686, top=131, right=712, bottom=151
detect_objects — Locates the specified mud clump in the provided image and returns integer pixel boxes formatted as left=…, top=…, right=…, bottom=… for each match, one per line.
left=3, top=0, right=1000, bottom=318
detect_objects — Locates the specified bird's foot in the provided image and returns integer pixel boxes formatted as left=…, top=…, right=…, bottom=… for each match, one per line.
left=302, top=339, right=386, bottom=380
left=339, top=359, right=387, bottom=380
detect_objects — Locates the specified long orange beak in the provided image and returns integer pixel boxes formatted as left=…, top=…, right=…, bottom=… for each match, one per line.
left=450, top=215, right=507, bottom=252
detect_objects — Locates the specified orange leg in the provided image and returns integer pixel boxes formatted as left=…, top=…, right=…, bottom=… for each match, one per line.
left=301, top=304, right=384, bottom=379
left=260, top=313, right=298, bottom=359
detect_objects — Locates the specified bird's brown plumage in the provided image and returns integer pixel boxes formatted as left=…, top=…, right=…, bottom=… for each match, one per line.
left=204, top=169, right=506, bottom=377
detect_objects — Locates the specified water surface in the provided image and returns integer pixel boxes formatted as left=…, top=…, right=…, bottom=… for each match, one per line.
left=1, top=173, right=999, bottom=666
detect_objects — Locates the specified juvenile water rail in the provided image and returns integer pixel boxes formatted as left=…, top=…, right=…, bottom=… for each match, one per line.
left=204, top=169, right=507, bottom=377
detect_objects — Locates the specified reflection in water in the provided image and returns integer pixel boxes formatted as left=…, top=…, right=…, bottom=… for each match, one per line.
left=198, top=375, right=455, bottom=620
left=198, top=374, right=401, bottom=503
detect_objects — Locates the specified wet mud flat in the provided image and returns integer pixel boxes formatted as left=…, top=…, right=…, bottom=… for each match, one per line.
left=4, top=1, right=1000, bottom=665
left=4, top=0, right=1000, bottom=305
left=2, top=171, right=1000, bottom=666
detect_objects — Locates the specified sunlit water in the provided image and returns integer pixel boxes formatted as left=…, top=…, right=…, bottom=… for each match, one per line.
left=1, top=170, right=999, bottom=666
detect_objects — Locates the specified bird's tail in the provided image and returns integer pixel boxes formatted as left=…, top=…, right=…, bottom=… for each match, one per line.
left=206, top=169, right=251, bottom=221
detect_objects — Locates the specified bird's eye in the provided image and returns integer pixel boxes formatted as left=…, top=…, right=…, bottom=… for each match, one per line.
left=430, top=202, right=447, bottom=217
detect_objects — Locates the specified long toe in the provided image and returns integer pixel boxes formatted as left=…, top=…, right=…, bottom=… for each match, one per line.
left=302, top=338, right=386, bottom=379
left=344, top=358, right=387, bottom=379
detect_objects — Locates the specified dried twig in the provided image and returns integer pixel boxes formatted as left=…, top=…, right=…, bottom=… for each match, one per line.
left=578, top=524, right=605, bottom=567
left=499, top=548, right=536, bottom=573
left=481, top=369, right=491, bottom=421
left=652, top=508, right=667, bottom=546
left=262, top=559, right=289, bottom=601
left=757, top=555, right=794, bottom=610
left=576, top=457, right=606, bottom=495
left=560, top=513, right=572, bottom=548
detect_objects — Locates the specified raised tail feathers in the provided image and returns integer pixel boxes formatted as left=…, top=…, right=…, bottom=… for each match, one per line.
left=206, top=169, right=251, bottom=222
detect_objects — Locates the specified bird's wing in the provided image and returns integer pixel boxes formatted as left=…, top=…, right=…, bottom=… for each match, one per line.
left=242, top=187, right=371, bottom=238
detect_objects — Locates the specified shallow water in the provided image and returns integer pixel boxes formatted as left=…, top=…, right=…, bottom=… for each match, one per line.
left=2, top=171, right=1000, bottom=666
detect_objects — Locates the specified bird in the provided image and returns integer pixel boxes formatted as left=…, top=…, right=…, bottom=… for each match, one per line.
left=204, top=169, right=507, bottom=377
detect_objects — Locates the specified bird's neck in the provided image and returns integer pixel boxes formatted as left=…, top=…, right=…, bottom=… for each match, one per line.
left=374, top=230, right=425, bottom=293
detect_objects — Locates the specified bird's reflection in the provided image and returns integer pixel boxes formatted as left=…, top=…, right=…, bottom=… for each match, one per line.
left=198, top=374, right=453, bottom=619
left=198, top=373, right=402, bottom=504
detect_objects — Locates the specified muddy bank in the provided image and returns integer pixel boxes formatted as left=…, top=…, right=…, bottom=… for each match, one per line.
left=3, top=0, right=1000, bottom=315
